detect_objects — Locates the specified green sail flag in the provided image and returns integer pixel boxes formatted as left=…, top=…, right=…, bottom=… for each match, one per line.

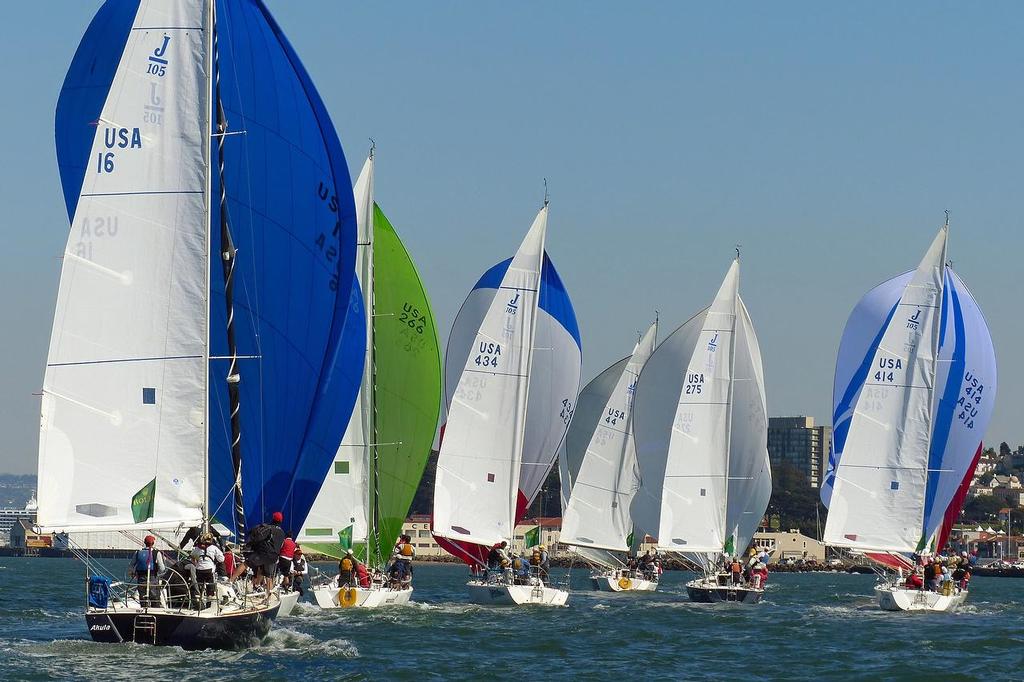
left=524, top=526, right=540, bottom=549
left=723, top=534, right=735, bottom=557
left=131, top=478, right=156, bottom=524
left=366, top=203, right=442, bottom=566
left=339, top=525, right=354, bottom=551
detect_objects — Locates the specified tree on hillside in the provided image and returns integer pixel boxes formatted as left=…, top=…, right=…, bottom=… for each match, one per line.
left=962, top=495, right=1006, bottom=524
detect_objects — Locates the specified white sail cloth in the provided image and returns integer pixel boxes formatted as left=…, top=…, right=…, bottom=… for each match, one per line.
left=632, top=260, right=770, bottom=555
left=38, top=2, right=210, bottom=531
left=433, top=209, right=547, bottom=547
left=824, top=227, right=952, bottom=552
left=561, top=322, right=658, bottom=552
left=298, top=156, right=374, bottom=546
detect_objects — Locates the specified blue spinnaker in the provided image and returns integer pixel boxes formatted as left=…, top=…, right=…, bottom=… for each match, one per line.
left=823, top=269, right=996, bottom=542
left=208, top=0, right=363, bottom=536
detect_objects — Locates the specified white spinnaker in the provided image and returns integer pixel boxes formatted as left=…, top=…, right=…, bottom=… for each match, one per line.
left=298, top=155, right=374, bottom=546
left=562, top=321, right=658, bottom=552
left=433, top=208, right=546, bottom=546
left=38, top=2, right=210, bottom=532
left=657, top=261, right=739, bottom=553
left=725, top=301, right=772, bottom=554
left=631, top=310, right=707, bottom=545
left=824, top=227, right=947, bottom=552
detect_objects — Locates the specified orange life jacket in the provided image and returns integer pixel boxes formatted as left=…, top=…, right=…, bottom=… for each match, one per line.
left=341, top=557, right=353, bottom=571
left=400, top=543, right=414, bottom=557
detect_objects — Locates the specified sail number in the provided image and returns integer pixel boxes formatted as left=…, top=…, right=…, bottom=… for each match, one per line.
left=873, top=357, right=902, bottom=384
left=685, top=372, right=705, bottom=395
left=95, top=127, right=142, bottom=175
left=399, top=303, right=426, bottom=334
left=474, top=342, right=502, bottom=368
left=605, top=408, right=626, bottom=426
left=560, top=398, right=574, bottom=425
left=956, top=371, right=986, bottom=429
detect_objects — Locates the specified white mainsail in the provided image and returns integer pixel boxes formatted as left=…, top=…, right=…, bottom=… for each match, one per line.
left=631, top=259, right=770, bottom=557
left=658, top=261, right=739, bottom=553
left=561, top=321, right=658, bottom=552
left=823, top=227, right=947, bottom=553
left=299, top=155, right=374, bottom=548
left=433, top=208, right=547, bottom=547
left=38, top=2, right=211, bottom=532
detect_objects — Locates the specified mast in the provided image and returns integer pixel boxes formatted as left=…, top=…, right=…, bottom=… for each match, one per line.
left=918, top=216, right=949, bottom=547
left=211, top=2, right=247, bottom=540
left=202, top=0, right=215, bottom=529
left=720, top=254, right=740, bottom=559
left=365, top=147, right=381, bottom=568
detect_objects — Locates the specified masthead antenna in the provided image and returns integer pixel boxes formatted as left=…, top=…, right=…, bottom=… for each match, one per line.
left=944, top=209, right=950, bottom=228
left=368, top=137, right=375, bottom=159
left=735, top=244, right=741, bottom=261
left=543, top=178, right=549, bottom=208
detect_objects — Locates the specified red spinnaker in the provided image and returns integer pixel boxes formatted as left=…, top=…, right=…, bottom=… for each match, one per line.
left=936, top=442, right=983, bottom=553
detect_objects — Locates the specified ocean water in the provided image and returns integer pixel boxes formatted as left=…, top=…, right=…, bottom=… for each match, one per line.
left=2, top=557, right=1024, bottom=680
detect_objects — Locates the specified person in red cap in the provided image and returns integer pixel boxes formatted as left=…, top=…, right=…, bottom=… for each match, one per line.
left=129, top=535, right=165, bottom=607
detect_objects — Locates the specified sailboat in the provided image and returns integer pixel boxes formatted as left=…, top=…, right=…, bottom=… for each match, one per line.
left=37, top=0, right=363, bottom=647
left=432, top=201, right=581, bottom=606
left=560, top=322, right=659, bottom=592
left=632, top=257, right=772, bottom=604
left=298, top=152, right=442, bottom=609
left=822, top=221, right=996, bottom=612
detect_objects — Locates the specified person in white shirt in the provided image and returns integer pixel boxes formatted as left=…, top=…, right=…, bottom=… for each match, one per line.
left=191, top=534, right=225, bottom=603
left=290, top=546, right=308, bottom=596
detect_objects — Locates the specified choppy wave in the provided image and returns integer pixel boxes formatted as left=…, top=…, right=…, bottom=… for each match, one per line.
left=5, top=559, right=1024, bottom=678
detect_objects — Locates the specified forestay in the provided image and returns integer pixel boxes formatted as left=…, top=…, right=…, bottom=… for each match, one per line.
left=561, top=322, right=658, bottom=552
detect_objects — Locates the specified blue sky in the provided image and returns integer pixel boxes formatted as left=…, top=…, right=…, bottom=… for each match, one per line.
left=1, top=2, right=1021, bottom=474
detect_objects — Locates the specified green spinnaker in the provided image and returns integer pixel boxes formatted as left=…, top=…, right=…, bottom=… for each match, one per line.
left=364, top=203, right=441, bottom=567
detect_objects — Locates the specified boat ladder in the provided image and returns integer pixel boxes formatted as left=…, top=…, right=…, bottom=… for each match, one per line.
left=531, top=584, right=545, bottom=601
left=133, top=614, right=157, bottom=644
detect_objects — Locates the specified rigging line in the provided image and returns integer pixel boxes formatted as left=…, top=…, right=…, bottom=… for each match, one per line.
left=213, top=8, right=246, bottom=541
left=217, top=0, right=267, bottom=522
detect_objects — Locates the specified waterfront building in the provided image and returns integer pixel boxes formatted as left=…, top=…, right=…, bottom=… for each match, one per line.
left=753, top=529, right=826, bottom=563
left=767, top=416, right=832, bottom=488
left=0, top=493, right=38, bottom=544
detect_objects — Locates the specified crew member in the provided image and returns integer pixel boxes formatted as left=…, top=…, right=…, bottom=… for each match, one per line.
left=291, top=547, right=308, bottom=596
left=130, top=535, right=165, bottom=607
left=278, top=534, right=296, bottom=589
left=392, top=534, right=415, bottom=585
left=339, top=549, right=357, bottom=587
left=231, top=511, right=286, bottom=590
left=192, top=533, right=225, bottom=603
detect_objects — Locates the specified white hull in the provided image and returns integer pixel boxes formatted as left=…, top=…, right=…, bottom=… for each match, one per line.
left=591, top=572, right=658, bottom=592
left=875, top=585, right=967, bottom=612
left=276, top=589, right=300, bottom=617
left=467, top=579, right=568, bottom=606
left=312, top=583, right=413, bottom=609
